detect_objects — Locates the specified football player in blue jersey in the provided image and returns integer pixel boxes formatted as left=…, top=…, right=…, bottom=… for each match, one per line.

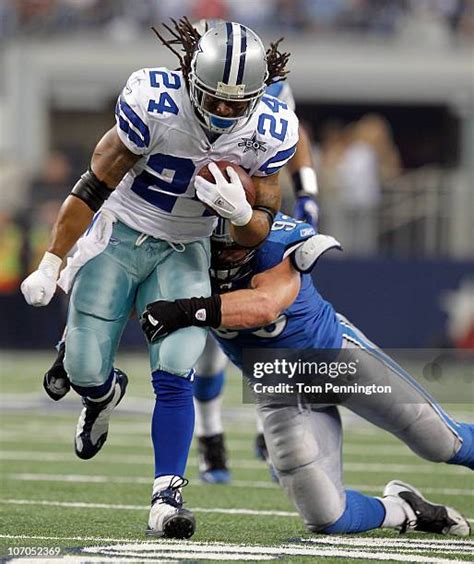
left=21, top=18, right=300, bottom=538
left=140, top=214, right=472, bottom=537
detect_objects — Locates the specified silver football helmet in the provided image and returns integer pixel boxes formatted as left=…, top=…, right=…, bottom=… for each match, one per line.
left=193, top=18, right=224, bottom=36
left=189, top=22, right=269, bottom=134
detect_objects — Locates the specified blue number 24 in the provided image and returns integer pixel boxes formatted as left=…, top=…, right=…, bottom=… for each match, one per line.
left=257, top=114, right=288, bottom=142
left=131, top=154, right=195, bottom=213
left=147, top=70, right=181, bottom=116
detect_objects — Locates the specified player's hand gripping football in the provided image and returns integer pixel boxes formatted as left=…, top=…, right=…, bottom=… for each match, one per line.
left=21, top=252, right=62, bottom=307
left=195, top=162, right=252, bottom=226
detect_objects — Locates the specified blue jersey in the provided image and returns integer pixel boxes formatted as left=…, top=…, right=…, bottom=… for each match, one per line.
left=212, top=214, right=343, bottom=368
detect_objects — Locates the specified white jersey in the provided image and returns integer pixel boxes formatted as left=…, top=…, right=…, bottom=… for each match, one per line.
left=265, top=81, right=296, bottom=112
left=103, top=68, right=299, bottom=242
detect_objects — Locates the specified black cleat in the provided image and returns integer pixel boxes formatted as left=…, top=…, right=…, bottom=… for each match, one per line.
left=198, top=433, right=231, bottom=484
left=255, top=432, right=268, bottom=461
left=383, top=480, right=470, bottom=537
left=147, top=476, right=195, bottom=539
left=43, top=341, right=70, bottom=401
left=74, top=368, right=128, bottom=460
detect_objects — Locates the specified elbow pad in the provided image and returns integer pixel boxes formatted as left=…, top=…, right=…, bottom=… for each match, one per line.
left=70, top=169, right=113, bottom=212
left=291, top=234, right=342, bottom=274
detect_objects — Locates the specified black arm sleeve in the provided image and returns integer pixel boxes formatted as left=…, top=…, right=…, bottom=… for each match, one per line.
left=70, top=169, right=114, bottom=212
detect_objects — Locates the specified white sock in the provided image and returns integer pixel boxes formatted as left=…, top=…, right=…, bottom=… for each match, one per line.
left=153, top=474, right=175, bottom=494
left=194, top=396, right=223, bottom=437
left=378, top=497, right=411, bottom=528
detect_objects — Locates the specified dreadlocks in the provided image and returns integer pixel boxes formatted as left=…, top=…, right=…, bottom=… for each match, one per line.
left=266, top=39, right=291, bottom=85
left=152, top=17, right=291, bottom=86
left=151, top=17, right=200, bottom=84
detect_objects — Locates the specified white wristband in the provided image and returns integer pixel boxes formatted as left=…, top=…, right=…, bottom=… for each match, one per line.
left=297, top=167, right=318, bottom=196
left=38, top=252, right=63, bottom=279
left=230, top=203, right=253, bottom=227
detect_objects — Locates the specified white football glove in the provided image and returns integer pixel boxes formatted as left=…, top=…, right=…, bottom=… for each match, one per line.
left=195, top=162, right=253, bottom=226
left=21, top=252, right=62, bottom=307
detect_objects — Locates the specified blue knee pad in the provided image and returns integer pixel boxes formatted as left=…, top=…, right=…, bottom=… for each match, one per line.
left=322, top=491, right=385, bottom=534
left=448, top=422, right=474, bottom=470
left=193, top=370, right=225, bottom=402
left=151, top=369, right=195, bottom=477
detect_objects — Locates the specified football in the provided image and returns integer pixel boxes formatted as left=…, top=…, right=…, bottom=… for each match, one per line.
left=197, top=161, right=256, bottom=211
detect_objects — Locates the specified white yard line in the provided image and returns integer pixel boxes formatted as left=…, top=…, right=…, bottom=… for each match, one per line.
left=1, top=450, right=471, bottom=474
left=2, top=498, right=473, bottom=524
left=7, top=472, right=473, bottom=497
left=0, top=433, right=416, bottom=456
left=294, top=536, right=474, bottom=551
left=0, top=498, right=299, bottom=517
left=2, top=534, right=473, bottom=549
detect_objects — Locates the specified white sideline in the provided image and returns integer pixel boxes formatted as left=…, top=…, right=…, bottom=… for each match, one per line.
left=1, top=450, right=471, bottom=474
left=7, top=472, right=473, bottom=497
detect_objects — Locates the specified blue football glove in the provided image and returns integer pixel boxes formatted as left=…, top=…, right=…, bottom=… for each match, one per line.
left=293, top=195, right=319, bottom=230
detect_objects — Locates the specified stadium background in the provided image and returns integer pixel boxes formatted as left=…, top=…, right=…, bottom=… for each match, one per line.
left=1, top=0, right=473, bottom=350
left=0, top=0, right=474, bottom=560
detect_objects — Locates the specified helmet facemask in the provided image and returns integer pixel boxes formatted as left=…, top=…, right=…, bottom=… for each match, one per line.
left=188, top=22, right=269, bottom=135
left=210, top=218, right=257, bottom=286
left=189, top=71, right=266, bottom=134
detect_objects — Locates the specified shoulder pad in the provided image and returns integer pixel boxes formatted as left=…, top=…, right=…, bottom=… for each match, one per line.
left=290, top=234, right=342, bottom=273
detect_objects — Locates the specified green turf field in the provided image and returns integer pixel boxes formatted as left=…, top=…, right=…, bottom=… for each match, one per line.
left=1, top=351, right=473, bottom=563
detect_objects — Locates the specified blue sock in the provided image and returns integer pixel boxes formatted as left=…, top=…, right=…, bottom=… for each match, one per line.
left=193, top=370, right=225, bottom=402
left=70, top=369, right=115, bottom=399
left=322, top=491, right=385, bottom=534
left=151, top=369, right=194, bottom=478
left=448, top=422, right=474, bottom=470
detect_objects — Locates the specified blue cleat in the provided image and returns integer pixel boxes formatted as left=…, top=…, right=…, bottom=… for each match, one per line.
left=198, top=434, right=231, bottom=484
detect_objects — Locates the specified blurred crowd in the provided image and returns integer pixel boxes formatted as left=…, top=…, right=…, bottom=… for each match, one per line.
left=1, top=0, right=473, bottom=42
left=0, top=150, right=76, bottom=294
left=315, top=114, right=401, bottom=256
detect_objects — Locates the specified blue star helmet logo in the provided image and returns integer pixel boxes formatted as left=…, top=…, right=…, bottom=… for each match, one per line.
left=238, top=133, right=267, bottom=155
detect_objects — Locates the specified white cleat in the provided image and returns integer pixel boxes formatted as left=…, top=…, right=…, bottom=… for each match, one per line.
left=75, top=369, right=128, bottom=460
left=147, top=475, right=195, bottom=539
left=383, top=480, right=470, bottom=537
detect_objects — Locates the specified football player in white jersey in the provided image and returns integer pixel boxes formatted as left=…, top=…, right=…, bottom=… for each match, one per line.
left=21, top=18, right=299, bottom=539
